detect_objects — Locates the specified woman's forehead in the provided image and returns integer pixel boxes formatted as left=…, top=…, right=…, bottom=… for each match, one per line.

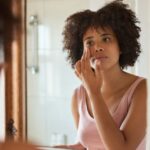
left=83, top=26, right=114, bottom=39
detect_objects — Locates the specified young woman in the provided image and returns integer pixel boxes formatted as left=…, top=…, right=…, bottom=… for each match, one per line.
left=53, top=0, right=147, bottom=150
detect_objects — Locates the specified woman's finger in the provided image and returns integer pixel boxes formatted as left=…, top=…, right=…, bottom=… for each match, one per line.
left=95, top=61, right=102, bottom=83
left=84, top=48, right=94, bottom=74
left=81, top=51, right=86, bottom=72
left=74, top=70, right=82, bottom=81
left=85, top=48, right=90, bottom=59
left=75, top=60, right=81, bottom=74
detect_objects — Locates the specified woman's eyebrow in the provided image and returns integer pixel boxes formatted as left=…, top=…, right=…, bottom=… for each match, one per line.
left=83, top=36, right=93, bottom=41
left=83, top=33, right=112, bottom=41
left=100, top=33, right=112, bottom=37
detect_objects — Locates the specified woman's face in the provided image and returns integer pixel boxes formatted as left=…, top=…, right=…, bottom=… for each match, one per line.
left=82, top=27, right=121, bottom=71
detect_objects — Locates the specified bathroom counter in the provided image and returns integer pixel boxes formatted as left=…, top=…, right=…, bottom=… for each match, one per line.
left=37, top=147, right=71, bottom=150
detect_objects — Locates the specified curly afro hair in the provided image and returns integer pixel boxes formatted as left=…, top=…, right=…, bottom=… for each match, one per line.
left=62, top=0, right=141, bottom=69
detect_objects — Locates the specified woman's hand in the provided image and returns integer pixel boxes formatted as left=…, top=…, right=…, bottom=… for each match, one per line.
left=74, top=48, right=102, bottom=94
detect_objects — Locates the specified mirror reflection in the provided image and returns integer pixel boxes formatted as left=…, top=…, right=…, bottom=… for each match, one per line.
left=26, top=0, right=148, bottom=149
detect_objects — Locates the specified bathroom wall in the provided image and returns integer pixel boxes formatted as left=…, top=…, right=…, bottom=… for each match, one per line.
left=27, top=0, right=90, bottom=146
left=137, top=0, right=150, bottom=148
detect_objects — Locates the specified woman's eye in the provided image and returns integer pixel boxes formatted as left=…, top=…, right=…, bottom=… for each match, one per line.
left=103, top=37, right=111, bottom=42
left=86, top=41, right=94, bottom=47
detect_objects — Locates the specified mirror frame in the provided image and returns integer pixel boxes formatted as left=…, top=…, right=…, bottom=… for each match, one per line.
left=4, top=0, right=26, bottom=141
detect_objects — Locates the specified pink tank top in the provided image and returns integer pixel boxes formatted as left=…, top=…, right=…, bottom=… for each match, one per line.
left=76, top=77, right=146, bottom=150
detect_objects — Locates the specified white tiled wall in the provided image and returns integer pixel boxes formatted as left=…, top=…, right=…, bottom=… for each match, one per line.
left=27, top=0, right=89, bottom=146
left=138, top=0, right=150, bottom=149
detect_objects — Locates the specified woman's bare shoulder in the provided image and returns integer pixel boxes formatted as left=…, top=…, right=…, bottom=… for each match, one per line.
left=133, top=77, right=147, bottom=100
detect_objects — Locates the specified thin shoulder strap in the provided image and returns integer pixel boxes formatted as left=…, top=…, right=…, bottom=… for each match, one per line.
left=127, top=77, right=145, bottom=105
left=75, top=84, right=85, bottom=109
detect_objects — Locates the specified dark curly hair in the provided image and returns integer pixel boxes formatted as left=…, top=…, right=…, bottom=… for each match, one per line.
left=62, top=0, right=141, bottom=69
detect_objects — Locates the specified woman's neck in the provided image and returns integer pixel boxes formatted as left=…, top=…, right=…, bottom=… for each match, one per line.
left=100, top=66, right=131, bottom=96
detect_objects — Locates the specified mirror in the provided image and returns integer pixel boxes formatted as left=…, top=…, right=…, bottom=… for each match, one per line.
left=26, top=0, right=149, bottom=147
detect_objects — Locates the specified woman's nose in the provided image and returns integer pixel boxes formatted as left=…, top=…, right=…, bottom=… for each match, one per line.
left=95, top=47, right=104, bottom=52
left=95, top=42, right=104, bottom=52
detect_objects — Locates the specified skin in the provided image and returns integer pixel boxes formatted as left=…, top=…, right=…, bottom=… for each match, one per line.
left=53, top=27, right=146, bottom=150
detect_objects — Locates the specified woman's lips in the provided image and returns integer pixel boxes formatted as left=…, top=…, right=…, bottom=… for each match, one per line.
left=95, top=56, right=108, bottom=60
left=91, top=56, right=108, bottom=62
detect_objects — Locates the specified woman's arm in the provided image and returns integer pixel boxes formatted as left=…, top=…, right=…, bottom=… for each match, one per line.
left=87, top=79, right=147, bottom=150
